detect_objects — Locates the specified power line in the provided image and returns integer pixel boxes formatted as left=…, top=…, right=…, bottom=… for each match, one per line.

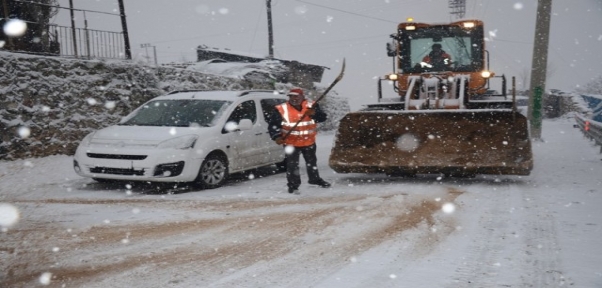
left=294, top=0, right=398, bottom=24
left=13, top=0, right=120, bottom=16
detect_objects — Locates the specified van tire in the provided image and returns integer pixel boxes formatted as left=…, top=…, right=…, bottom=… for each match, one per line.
left=195, top=154, right=229, bottom=189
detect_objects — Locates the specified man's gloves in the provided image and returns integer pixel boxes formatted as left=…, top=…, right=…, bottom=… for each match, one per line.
left=274, top=137, right=285, bottom=145
left=306, top=108, right=316, bottom=116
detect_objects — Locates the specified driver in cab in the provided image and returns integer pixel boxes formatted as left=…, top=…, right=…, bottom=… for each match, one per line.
left=421, top=43, right=452, bottom=70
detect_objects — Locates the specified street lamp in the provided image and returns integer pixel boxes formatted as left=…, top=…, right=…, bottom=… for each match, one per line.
left=140, top=43, right=157, bottom=66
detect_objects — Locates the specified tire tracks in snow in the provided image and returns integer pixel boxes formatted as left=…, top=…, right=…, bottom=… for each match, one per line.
left=445, top=182, right=571, bottom=287
left=2, top=190, right=462, bottom=287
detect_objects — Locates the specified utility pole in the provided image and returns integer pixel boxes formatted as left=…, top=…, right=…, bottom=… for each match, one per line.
left=266, top=0, right=274, bottom=58
left=448, top=0, right=466, bottom=20
left=2, top=0, right=13, bottom=50
left=69, top=0, right=78, bottom=57
left=528, top=0, right=552, bottom=140
left=118, top=0, right=132, bottom=59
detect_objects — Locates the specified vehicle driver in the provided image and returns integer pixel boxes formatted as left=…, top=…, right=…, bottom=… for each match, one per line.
left=421, top=43, right=452, bottom=69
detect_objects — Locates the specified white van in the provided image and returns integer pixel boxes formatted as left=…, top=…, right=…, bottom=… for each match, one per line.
left=73, top=90, right=287, bottom=189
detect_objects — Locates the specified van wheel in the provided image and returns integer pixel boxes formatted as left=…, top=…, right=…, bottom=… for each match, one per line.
left=195, top=154, right=228, bottom=189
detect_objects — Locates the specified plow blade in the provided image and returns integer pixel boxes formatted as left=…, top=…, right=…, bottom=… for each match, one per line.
left=329, top=110, right=533, bottom=176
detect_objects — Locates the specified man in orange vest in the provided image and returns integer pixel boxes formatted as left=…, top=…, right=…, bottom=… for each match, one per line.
left=269, top=87, right=331, bottom=194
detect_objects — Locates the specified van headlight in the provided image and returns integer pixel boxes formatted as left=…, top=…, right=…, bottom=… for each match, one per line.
left=157, top=135, right=198, bottom=149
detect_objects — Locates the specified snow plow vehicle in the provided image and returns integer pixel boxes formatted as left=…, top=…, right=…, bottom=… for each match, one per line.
left=329, top=19, right=533, bottom=176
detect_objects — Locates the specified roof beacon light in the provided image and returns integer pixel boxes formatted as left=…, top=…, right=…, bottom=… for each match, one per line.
left=463, top=21, right=475, bottom=28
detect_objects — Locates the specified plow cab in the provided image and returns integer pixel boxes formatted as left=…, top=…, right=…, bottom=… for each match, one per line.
left=329, top=19, right=533, bottom=176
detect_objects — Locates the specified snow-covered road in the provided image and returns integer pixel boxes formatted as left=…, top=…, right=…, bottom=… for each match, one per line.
left=1, top=118, right=601, bottom=287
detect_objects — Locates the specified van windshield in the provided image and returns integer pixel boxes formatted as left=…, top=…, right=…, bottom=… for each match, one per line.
left=120, top=99, right=232, bottom=127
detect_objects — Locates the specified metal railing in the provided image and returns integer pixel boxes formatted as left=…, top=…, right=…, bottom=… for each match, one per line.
left=575, top=114, right=602, bottom=154
left=50, top=24, right=126, bottom=59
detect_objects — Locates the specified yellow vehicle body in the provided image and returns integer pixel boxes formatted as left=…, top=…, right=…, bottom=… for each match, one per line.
left=329, top=19, right=533, bottom=176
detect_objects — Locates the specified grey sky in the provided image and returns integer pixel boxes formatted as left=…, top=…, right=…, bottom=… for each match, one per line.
left=54, top=0, right=602, bottom=110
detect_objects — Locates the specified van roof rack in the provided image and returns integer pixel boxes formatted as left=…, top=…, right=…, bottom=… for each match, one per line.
left=166, top=89, right=212, bottom=95
left=237, top=90, right=282, bottom=97
left=166, top=89, right=284, bottom=96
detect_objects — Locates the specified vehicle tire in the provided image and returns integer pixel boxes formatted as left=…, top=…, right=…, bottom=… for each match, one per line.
left=195, top=154, right=229, bottom=189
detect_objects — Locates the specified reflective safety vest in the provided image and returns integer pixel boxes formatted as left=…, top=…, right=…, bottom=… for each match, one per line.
left=276, top=100, right=317, bottom=147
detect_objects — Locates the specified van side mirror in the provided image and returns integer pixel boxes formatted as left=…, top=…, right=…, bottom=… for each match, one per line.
left=238, top=119, right=253, bottom=131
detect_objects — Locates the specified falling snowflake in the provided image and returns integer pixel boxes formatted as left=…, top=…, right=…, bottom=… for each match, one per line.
left=284, top=145, right=295, bottom=155
left=442, top=203, right=456, bottom=214
left=39, top=272, right=52, bottom=285
left=395, top=133, right=419, bottom=152
left=224, top=121, right=238, bottom=132
left=0, top=203, right=20, bottom=228
left=17, top=126, right=31, bottom=138
left=3, top=19, right=27, bottom=37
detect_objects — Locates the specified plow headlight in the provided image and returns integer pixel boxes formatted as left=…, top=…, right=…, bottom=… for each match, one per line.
left=387, top=74, right=399, bottom=81
left=481, top=71, right=492, bottom=78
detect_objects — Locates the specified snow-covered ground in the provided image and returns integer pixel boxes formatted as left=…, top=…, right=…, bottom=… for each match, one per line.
left=1, top=118, right=601, bottom=287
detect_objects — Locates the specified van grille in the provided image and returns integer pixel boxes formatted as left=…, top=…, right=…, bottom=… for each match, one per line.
left=87, top=153, right=147, bottom=160
left=89, top=167, right=145, bottom=176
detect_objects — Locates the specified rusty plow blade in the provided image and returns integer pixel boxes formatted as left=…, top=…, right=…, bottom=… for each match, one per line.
left=329, top=110, right=533, bottom=176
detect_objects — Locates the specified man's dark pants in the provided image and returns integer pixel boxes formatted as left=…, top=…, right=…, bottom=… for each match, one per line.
left=285, top=143, right=321, bottom=190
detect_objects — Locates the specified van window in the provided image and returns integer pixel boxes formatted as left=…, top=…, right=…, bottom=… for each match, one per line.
left=227, top=100, right=257, bottom=124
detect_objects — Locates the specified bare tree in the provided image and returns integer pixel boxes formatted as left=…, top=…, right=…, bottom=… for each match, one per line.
left=577, top=75, right=602, bottom=95
left=1, top=0, right=59, bottom=53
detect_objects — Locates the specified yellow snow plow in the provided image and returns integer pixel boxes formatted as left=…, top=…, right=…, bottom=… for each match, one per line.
left=329, top=19, right=533, bottom=176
